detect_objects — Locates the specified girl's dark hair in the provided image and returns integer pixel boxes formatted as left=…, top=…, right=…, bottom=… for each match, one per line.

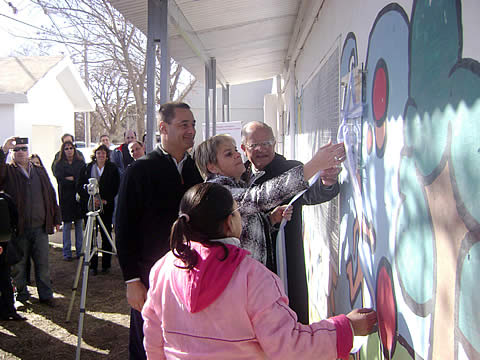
left=59, top=141, right=82, bottom=162
left=91, top=144, right=111, bottom=162
left=170, top=182, right=235, bottom=270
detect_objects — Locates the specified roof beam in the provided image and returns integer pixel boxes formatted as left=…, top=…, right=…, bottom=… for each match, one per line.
left=167, top=0, right=227, bottom=87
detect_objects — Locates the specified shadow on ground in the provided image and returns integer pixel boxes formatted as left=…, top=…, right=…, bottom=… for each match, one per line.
left=0, top=231, right=130, bottom=359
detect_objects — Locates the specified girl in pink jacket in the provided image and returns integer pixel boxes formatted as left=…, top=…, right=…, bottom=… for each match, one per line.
left=142, top=183, right=377, bottom=359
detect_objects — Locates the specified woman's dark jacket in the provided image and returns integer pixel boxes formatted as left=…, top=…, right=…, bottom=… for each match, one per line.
left=77, top=161, right=120, bottom=221
left=54, top=157, right=85, bottom=222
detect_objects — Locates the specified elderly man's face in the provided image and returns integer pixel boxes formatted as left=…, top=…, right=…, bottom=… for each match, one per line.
left=241, top=126, right=276, bottom=171
left=13, top=144, right=29, bottom=165
left=124, top=130, right=136, bottom=144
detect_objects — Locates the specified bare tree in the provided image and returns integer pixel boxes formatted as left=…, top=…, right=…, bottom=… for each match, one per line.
left=17, top=0, right=195, bottom=140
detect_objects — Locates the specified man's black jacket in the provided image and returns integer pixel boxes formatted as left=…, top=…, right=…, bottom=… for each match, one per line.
left=243, top=153, right=339, bottom=323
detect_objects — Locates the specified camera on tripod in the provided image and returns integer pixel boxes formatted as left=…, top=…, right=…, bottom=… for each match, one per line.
left=84, top=178, right=100, bottom=196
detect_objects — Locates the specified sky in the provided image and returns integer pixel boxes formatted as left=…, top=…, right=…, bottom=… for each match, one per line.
left=0, top=0, right=62, bottom=57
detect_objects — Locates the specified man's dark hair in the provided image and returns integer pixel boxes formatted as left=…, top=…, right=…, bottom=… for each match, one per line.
left=123, top=130, right=136, bottom=137
left=158, top=102, right=191, bottom=124
left=100, top=134, right=110, bottom=139
left=61, top=133, right=75, bottom=143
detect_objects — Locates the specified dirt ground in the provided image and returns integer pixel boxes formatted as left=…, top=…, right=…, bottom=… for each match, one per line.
left=0, top=232, right=130, bottom=359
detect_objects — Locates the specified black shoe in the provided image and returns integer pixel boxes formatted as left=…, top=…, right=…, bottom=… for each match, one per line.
left=39, top=298, right=56, bottom=308
left=90, top=269, right=98, bottom=276
left=0, top=312, right=27, bottom=321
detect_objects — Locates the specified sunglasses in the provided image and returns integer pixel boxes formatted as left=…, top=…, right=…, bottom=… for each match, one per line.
left=13, top=146, right=28, bottom=152
left=64, top=147, right=74, bottom=150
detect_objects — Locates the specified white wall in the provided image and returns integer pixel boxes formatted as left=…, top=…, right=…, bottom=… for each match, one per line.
left=0, top=104, right=15, bottom=145
left=14, top=68, right=76, bottom=161
left=183, top=78, right=274, bottom=145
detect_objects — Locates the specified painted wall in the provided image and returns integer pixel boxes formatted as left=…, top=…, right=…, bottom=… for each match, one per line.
left=286, top=1, right=480, bottom=359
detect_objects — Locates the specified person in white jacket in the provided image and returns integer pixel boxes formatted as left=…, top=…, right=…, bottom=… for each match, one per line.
left=142, top=182, right=377, bottom=359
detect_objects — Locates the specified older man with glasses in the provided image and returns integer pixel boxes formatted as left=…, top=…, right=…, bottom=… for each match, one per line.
left=241, top=121, right=343, bottom=324
left=0, top=136, right=61, bottom=308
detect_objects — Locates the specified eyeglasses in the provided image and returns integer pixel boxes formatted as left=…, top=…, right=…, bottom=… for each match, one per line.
left=244, top=139, right=275, bottom=150
left=13, top=146, right=28, bottom=152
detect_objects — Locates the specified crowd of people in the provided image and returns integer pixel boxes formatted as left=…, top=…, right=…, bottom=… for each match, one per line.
left=0, top=101, right=376, bottom=359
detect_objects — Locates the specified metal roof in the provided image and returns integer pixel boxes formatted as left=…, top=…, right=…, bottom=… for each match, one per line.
left=108, top=0, right=301, bottom=86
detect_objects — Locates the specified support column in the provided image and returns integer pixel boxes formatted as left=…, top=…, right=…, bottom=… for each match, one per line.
left=146, top=0, right=168, bottom=153
left=210, top=57, right=216, bottom=135
left=226, top=84, right=230, bottom=122
left=204, top=64, right=210, bottom=140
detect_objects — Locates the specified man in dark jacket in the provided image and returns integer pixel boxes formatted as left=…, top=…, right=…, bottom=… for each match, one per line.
left=241, top=121, right=341, bottom=324
left=111, top=129, right=136, bottom=177
left=116, top=102, right=203, bottom=359
left=0, top=137, right=61, bottom=307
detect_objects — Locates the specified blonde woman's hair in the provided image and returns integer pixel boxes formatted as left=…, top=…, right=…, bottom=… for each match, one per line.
left=193, top=134, right=236, bottom=180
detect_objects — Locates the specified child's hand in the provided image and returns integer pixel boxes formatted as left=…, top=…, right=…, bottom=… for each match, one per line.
left=346, top=308, right=377, bottom=336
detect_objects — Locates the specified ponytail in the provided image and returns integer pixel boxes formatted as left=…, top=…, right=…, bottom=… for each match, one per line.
left=169, top=183, right=235, bottom=269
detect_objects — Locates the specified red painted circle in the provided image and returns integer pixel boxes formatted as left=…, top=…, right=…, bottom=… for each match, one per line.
left=373, top=67, right=387, bottom=122
left=377, top=265, right=396, bottom=356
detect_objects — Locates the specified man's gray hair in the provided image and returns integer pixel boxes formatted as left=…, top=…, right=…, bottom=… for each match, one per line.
left=241, top=121, right=275, bottom=143
left=194, top=134, right=236, bottom=180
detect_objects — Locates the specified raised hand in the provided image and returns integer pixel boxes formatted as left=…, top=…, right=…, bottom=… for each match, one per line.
left=346, top=308, right=377, bottom=336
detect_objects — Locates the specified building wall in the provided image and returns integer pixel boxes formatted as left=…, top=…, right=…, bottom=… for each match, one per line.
left=12, top=68, right=77, bottom=188
left=285, top=1, right=480, bottom=359
left=0, top=104, right=15, bottom=145
left=183, top=78, right=273, bottom=145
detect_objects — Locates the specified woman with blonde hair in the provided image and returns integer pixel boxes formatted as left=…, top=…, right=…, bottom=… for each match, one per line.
left=194, top=134, right=345, bottom=269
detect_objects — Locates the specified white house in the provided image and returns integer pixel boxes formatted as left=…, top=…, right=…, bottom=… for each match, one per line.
left=0, top=55, right=95, bottom=182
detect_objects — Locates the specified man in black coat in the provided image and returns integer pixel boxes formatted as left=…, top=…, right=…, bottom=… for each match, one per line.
left=241, top=121, right=341, bottom=324
left=116, top=102, right=203, bottom=359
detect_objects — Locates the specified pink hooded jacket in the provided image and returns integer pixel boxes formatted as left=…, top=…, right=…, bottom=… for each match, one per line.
left=142, top=238, right=353, bottom=359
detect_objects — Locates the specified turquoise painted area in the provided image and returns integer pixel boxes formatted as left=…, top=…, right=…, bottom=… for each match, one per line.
left=458, top=239, right=480, bottom=353
left=396, top=156, right=434, bottom=305
left=404, top=104, right=450, bottom=177
left=451, top=99, right=480, bottom=224
left=405, top=0, right=463, bottom=177
left=410, top=0, right=460, bottom=109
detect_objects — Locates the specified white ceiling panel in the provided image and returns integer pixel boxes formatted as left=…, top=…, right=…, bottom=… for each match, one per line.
left=109, top=0, right=301, bottom=85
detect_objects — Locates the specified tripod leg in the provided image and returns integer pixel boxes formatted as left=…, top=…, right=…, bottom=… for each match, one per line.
left=74, top=213, right=97, bottom=360
left=96, top=215, right=117, bottom=255
left=66, top=217, right=91, bottom=322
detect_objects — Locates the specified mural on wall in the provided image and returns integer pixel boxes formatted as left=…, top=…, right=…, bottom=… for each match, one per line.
left=324, top=1, right=480, bottom=359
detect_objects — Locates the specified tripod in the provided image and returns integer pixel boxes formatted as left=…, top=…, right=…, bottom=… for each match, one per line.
left=66, top=190, right=117, bottom=360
